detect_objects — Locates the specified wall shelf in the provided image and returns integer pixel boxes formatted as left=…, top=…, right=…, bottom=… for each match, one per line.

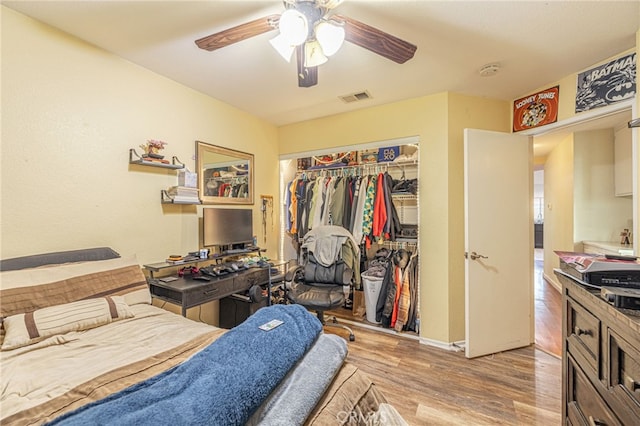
left=129, top=148, right=185, bottom=170
left=161, top=190, right=201, bottom=205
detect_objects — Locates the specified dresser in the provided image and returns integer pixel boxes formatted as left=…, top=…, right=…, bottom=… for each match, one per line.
left=555, top=270, right=640, bottom=425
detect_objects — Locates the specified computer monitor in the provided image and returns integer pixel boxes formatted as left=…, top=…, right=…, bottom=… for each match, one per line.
left=202, top=208, right=253, bottom=248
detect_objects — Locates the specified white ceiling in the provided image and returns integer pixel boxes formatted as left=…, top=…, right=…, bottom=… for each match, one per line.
left=3, top=0, right=639, bottom=139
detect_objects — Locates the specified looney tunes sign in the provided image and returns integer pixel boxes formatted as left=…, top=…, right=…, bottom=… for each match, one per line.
left=513, top=86, right=559, bottom=132
left=576, top=52, right=636, bottom=113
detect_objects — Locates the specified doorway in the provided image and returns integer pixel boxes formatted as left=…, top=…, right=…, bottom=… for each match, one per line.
left=532, top=169, right=561, bottom=356
left=529, top=101, right=635, bottom=358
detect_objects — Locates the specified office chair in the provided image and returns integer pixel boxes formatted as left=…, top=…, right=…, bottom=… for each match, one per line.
left=284, top=225, right=357, bottom=342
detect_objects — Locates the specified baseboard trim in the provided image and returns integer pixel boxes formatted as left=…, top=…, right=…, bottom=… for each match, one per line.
left=328, top=316, right=466, bottom=350
left=419, top=337, right=465, bottom=352
left=543, top=272, right=562, bottom=292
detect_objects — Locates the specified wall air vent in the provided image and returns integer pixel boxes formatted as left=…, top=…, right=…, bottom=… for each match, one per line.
left=339, top=90, right=372, bottom=103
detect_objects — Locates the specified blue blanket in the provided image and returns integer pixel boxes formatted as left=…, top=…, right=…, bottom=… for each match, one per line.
left=49, top=304, right=322, bottom=426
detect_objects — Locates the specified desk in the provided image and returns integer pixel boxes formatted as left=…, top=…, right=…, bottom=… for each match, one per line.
left=143, top=247, right=263, bottom=279
left=267, top=260, right=289, bottom=306
left=149, top=267, right=268, bottom=316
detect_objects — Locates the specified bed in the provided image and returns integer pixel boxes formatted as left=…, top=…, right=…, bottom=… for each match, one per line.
left=0, top=248, right=406, bottom=426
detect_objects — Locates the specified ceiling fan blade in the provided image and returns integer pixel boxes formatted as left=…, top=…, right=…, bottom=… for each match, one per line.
left=195, top=14, right=280, bottom=51
left=333, top=14, right=417, bottom=64
left=296, top=45, right=318, bottom=88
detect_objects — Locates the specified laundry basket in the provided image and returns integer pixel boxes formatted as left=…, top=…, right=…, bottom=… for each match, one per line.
left=361, top=272, right=383, bottom=324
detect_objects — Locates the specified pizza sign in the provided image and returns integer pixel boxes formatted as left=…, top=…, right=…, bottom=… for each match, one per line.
left=513, top=86, right=559, bottom=132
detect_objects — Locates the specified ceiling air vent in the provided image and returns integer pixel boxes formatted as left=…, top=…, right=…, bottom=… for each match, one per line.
left=339, top=90, right=372, bottom=103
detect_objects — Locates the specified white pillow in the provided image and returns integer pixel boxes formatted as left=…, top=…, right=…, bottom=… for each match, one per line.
left=1, top=296, right=134, bottom=351
left=0, top=255, right=151, bottom=319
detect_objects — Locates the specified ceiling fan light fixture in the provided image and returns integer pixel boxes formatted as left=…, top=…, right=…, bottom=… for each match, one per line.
left=315, top=20, right=345, bottom=57
left=304, top=40, right=328, bottom=67
left=269, top=34, right=296, bottom=62
left=278, top=9, right=309, bottom=46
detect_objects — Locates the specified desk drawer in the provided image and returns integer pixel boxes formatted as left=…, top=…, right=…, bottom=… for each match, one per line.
left=235, top=268, right=269, bottom=287
left=183, top=279, right=237, bottom=307
left=567, top=297, right=601, bottom=376
left=608, top=330, right=640, bottom=421
left=567, top=355, right=621, bottom=426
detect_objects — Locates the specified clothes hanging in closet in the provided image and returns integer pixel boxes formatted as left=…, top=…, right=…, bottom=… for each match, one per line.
left=284, top=172, right=401, bottom=247
left=374, top=248, right=419, bottom=331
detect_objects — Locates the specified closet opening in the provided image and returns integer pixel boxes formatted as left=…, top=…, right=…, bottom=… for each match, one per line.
left=278, top=137, right=421, bottom=338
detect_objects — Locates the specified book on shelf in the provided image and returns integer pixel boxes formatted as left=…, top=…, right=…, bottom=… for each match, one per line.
left=142, top=157, right=170, bottom=164
left=167, top=186, right=199, bottom=196
left=170, top=195, right=201, bottom=204
left=165, top=255, right=200, bottom=264
left=163, top=186, right=200, bottom=204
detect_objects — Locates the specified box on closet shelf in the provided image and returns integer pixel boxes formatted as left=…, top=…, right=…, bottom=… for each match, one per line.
left=359, top=149, right=378, bottom=164
left=178, top=169, right=197, bottom=188
left=377, top=146, right=399, bottom=162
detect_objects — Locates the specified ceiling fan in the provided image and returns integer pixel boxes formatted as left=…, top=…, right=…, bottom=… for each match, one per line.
left=195, top=0, right=417, bottom=88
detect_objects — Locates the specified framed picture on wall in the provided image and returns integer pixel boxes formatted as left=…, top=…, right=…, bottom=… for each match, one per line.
left=513, top=86, right=559, bottom=132
left=575, top=52, right=636, bottom=113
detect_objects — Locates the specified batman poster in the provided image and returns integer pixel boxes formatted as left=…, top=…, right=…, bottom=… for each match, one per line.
left=576, top=52, right=636, bottom=113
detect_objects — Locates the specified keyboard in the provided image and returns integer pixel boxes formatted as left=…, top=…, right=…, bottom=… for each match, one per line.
left=223, top=248, right=248, bottom=255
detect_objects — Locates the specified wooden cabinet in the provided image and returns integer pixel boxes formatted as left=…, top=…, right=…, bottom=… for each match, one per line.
left=614, top=127, right=632, bottom=197
left=556, top=271, right=640, bottom=425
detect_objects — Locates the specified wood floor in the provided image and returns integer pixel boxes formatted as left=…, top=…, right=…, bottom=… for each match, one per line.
left=323, top=249, right=563, bottom=424
left=534, top=253, right=562, bottom=357
left=328, top=325, right=562, bottom=425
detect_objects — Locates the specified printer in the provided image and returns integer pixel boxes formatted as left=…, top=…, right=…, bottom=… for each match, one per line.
left=556, top=251, right=640, bottom=289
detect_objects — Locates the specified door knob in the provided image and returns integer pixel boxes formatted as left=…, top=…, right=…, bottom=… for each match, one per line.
left=465, top=251, right=488, bottom=261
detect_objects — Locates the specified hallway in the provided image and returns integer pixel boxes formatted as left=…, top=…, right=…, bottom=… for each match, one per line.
left=534, top=249, right=562, bottom=357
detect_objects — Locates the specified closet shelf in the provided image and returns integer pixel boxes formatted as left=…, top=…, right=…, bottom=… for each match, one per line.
left=297, top=159, right=418, bottom=178
left=391, top=194, right=417, bottom=201
left=129, top=148, right=185, bottom=170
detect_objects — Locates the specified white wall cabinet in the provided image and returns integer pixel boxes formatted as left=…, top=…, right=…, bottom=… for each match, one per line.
left=614, top=126, right=632, bottom=197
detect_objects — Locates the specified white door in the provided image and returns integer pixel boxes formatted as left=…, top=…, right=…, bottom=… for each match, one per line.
left=464, top=129, right=533, bottom=358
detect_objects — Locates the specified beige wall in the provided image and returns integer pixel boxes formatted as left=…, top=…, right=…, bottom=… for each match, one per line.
left=3, top=5, right=635, bottom=344
left=278, top=93, right=509, bottom=344
left=517, top=48, right=636, bottom=127
left=532, top=45, right=638, bottom=288
left=543, top=134, right=575, bottom=284
left=2, top=5, right=511, bottom=344
left=543, top=128, right=634, bottom=288
left=573, top=129, right=633, bottom=243
left=1, top=8, right=281, bottom=321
